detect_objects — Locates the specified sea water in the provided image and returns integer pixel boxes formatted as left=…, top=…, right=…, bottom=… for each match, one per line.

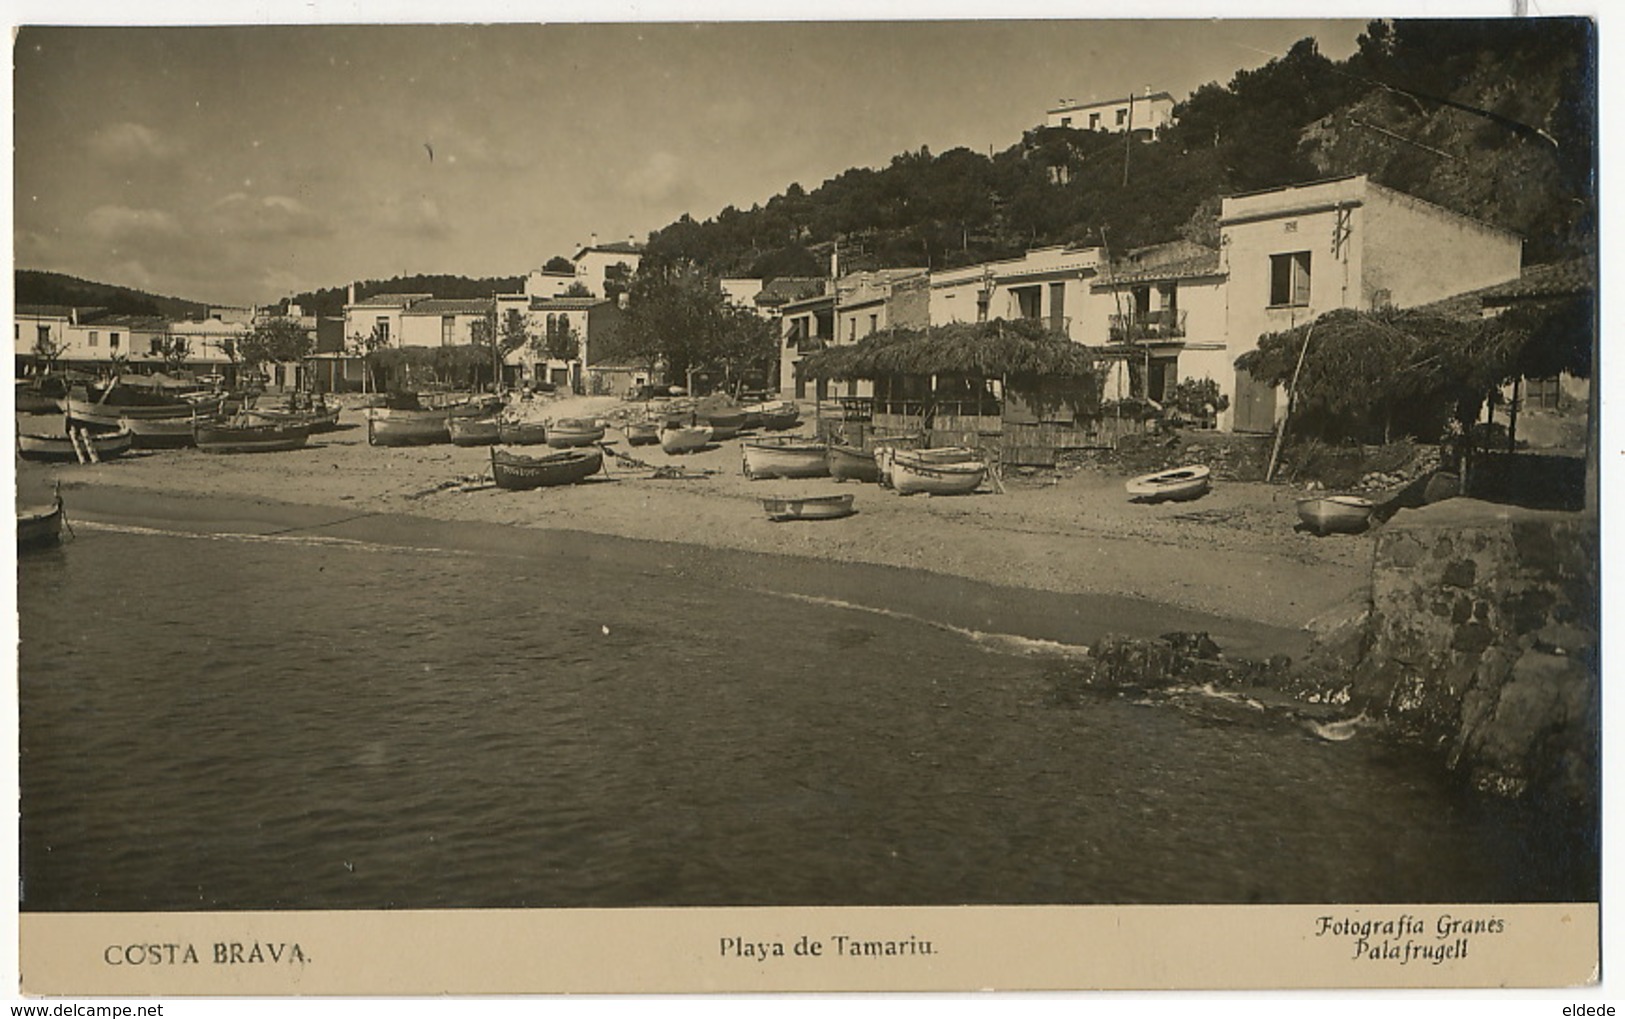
left=17, top=524, right=1596, bottom=911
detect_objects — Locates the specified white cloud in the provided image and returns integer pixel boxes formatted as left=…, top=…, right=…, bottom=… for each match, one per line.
left=206, top=192, right=329, bottom=240
left=86, top=122, right=176, bottom=163
left=84, top=205, right=182, bottom=241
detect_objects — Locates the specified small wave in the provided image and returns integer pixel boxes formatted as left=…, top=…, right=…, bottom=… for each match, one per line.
left=72, top=520, right=474, bottom=558
left=747, top=588, right=1093, bottom=660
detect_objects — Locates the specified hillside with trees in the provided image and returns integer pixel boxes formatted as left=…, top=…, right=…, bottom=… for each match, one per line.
left=15, top=270, right=209, bottom=319
left=642, top=19, right=1594, bottom=278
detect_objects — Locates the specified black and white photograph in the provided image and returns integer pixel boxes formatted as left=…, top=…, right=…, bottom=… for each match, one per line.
left=8, top=4, right=1605, bottom=999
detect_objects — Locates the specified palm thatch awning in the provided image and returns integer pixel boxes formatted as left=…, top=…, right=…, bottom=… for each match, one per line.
left=799, top=320, right=1098, bottom=380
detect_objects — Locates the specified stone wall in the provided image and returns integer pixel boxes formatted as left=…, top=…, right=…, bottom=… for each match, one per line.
left=1307, top=504, right=1598, bottom=807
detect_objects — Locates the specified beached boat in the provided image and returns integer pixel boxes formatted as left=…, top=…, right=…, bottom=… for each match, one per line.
left=624, top=420, right=660, bottom=446
left=498, top=420, right=549, bottom=446
left=759, top=493, right=856, bottom=522
left=876, top=444, right=976, bottom=487
left=546, top=418, right=606, bottom=449
left=241, top=398, right=341, bottom=433
left=368, top=408, right=450, bottom=446
left=195, top=420, right=312, bottom=454
left=121, top=413, right=205, bottom=448
left=755, top=401, right=801, bottom=431
left=891, top=456, right=987, bottom=496
left=15, top=383, right=63, bottom=415
left=17, top=427, right=135, bottom=463
left=18, top=493, right=64, bottom=550
left=742, top=436, right=829, bottom=479
left=703, top=410, right=747, bottom=441
left=1125, top=464, right=1212, bottom=503
left=490, top=447, right=603, bottom=490
left=660, top=425, right=713, bottom=455
left=827, top=443, right=882, bottom=483
left=448, top=415, right=501, bottom=447
left=66, top=394, right=225, bottom=430
left=1296, top=495, right=1376, bottom=535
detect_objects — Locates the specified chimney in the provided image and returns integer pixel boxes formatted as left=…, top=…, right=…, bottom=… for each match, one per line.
left=627, top=234, right=636, bottom=247
left=70, top=308, right=78, bottom=326
left=348, top=283, right=356, bottom=305
left=590, top=232, right=599, bottom=249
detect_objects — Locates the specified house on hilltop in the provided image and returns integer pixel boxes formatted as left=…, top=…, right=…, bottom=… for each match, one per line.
left=1046, top=89, right=1175, bottom=138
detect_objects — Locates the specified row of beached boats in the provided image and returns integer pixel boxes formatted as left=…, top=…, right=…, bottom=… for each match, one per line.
left=737, top=436, right=991, bottom=496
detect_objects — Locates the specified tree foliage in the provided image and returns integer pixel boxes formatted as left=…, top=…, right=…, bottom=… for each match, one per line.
left=240, top=318, right=313, bottom=369
left=156, top=335, right=192, bottom=373
left=618, top=264, right=778, bottom=385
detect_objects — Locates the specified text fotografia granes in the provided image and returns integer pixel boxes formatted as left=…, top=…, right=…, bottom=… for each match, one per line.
left=719, top=935, right=936, bottom=960
left=1314, top=913, right=1507, bottom=965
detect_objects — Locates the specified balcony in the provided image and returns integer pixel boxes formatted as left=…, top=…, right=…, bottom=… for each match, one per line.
left=1109, top=309, right=1187, bottom=343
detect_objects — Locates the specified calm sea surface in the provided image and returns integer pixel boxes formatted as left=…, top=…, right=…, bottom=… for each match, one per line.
left=18, top=523, right=1595, bottom=911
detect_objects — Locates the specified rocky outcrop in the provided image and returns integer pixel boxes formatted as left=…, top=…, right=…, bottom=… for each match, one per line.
left=1302, top=506, right=1598, bottom=807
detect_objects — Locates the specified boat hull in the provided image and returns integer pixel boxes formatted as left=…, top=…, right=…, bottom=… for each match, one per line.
left=67, top=395, right=224, bottom=430
left=17, top=429, right=134, bottom=462
left=759, top=494, right=856, bottom=522
left=660, top=426, right=713, bottom=454
left=490, top=448, right=603, bottom=490
left=242, top=406, right=340, bottom=432
left=703, top=411, right=747, bottom=441
left=892, top=457, right=986, bottom=496
left=448, top=416, right=501, bottom=446
left=1126, top=464, right=1212, bottom=503
left=18, top=499, right=64, bottom=550
left=497, top=421, right=549, bottom=446
left=368, top=409, right=450, bottom=446
left=196, top=422, right=311, bottom=453
left=546, top=419, right=606, bottom=448
left=742, top=439, right=828, bottom=479
left=624, top=422, right=660, bottom=446
left=827, top=444, right=881, bottom=483
left=122, top=414, right=202, bottom=448
left=1297, top=496, right=1375, bottom=535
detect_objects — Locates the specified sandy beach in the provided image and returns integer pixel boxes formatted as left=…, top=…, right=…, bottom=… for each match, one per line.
left=17, top=394, right=1373, bottom=640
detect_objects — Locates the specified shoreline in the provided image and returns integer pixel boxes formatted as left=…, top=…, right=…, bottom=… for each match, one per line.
left=19, top=397, right=1375, bottom=659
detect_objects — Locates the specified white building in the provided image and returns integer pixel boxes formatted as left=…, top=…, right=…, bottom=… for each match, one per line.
left=570, top=235, right=644, bottom=298
left=1046, top=90, right=1175, bottom=137
left=929, top=245, right=1104, bottom=342
left=1219, top=174, right=1523, bottom=432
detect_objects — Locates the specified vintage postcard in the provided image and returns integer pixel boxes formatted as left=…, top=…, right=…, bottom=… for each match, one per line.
left=8, top=5, right=1604, bottom=1002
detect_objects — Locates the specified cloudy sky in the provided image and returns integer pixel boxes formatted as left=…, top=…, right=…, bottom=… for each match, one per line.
left=12, top=18, right=1379, bottom=306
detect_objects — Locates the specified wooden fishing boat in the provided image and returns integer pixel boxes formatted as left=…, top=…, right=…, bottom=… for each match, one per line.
left=755, top=401, right=801, bottom=431
left=827, top=443, right=881, bottom=483
left=1296, top=495, right=1376, bottom=535
left=18, top=493, right=64, bottom=550
left=66, top=394, right=224, bottom=430
left=490, top=447, right=603, bottom=490
left=759, top=493, right=856, bottom=522
left=241, top=399, right=341, bottom=432
left=17, top=428, right=134, bottom=462
left=15, top=384, right=62, bottom=415
left=497, top=420, right=549, bottom=446
left=624, top=420, right=661, bottom=446
left=195, top=420, right=312, bottom=454
left=660, top=425, right=713, bottom=455
left=448, top=415, right=501, bottom=447
left=891, top=456, right=987, bottom=496
left=121, top=413, right=204, bottom=448
left=702, top=410, right=747, bottom=441
left=367, top=408, right=450, bottom=446
left=546, top=418, right=606, bottom=448
left=876, top=444, right=976, bottom=487
left=1125, top=464, right=1212, bottom=503
left=742, top=436, right=829, bottom=479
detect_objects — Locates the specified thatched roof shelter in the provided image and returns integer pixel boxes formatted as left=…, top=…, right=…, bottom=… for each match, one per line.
left=799, top=320, right=1098, bottom=381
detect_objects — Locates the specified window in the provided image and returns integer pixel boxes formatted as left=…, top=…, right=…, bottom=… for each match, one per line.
left=1116, top=108, right=1128, bottom=125
left=442, top=315, right=456, bottom=346
left=848, top=318, right=856, bottom=341
left=375, top=317, right=390, bottom=344
left=150, top=338, right=163, bottom=355
left=110, top=333, right=121, bottom=349
left=1269, top=252, right=1312, bottom=307
left=1060, top=117, right=1072, bottom=127
left=1089, top=113, right=1101, bottom=129
left=88, top=331, right=99, bottom=348
left=868, top=313, right=878, bottom=336
left=1012, top=285, right=1042, bottom=320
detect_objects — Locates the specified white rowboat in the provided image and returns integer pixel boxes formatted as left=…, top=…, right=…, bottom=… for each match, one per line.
left=1126, top=464, right=1212, bottom=502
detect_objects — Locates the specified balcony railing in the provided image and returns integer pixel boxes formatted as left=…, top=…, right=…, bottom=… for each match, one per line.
left=1109, top=309, right=1187, bottom=343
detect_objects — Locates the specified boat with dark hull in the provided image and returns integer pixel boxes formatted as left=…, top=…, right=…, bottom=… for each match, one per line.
left=498, top=420, right=549, bottom=446
left=195, top=420, right=312, bottom=454
left=18, top=493, right=65, bottom=550
left=490, top=447, right=604, bottom=490
left=448, top=416, right=501, bottom=446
